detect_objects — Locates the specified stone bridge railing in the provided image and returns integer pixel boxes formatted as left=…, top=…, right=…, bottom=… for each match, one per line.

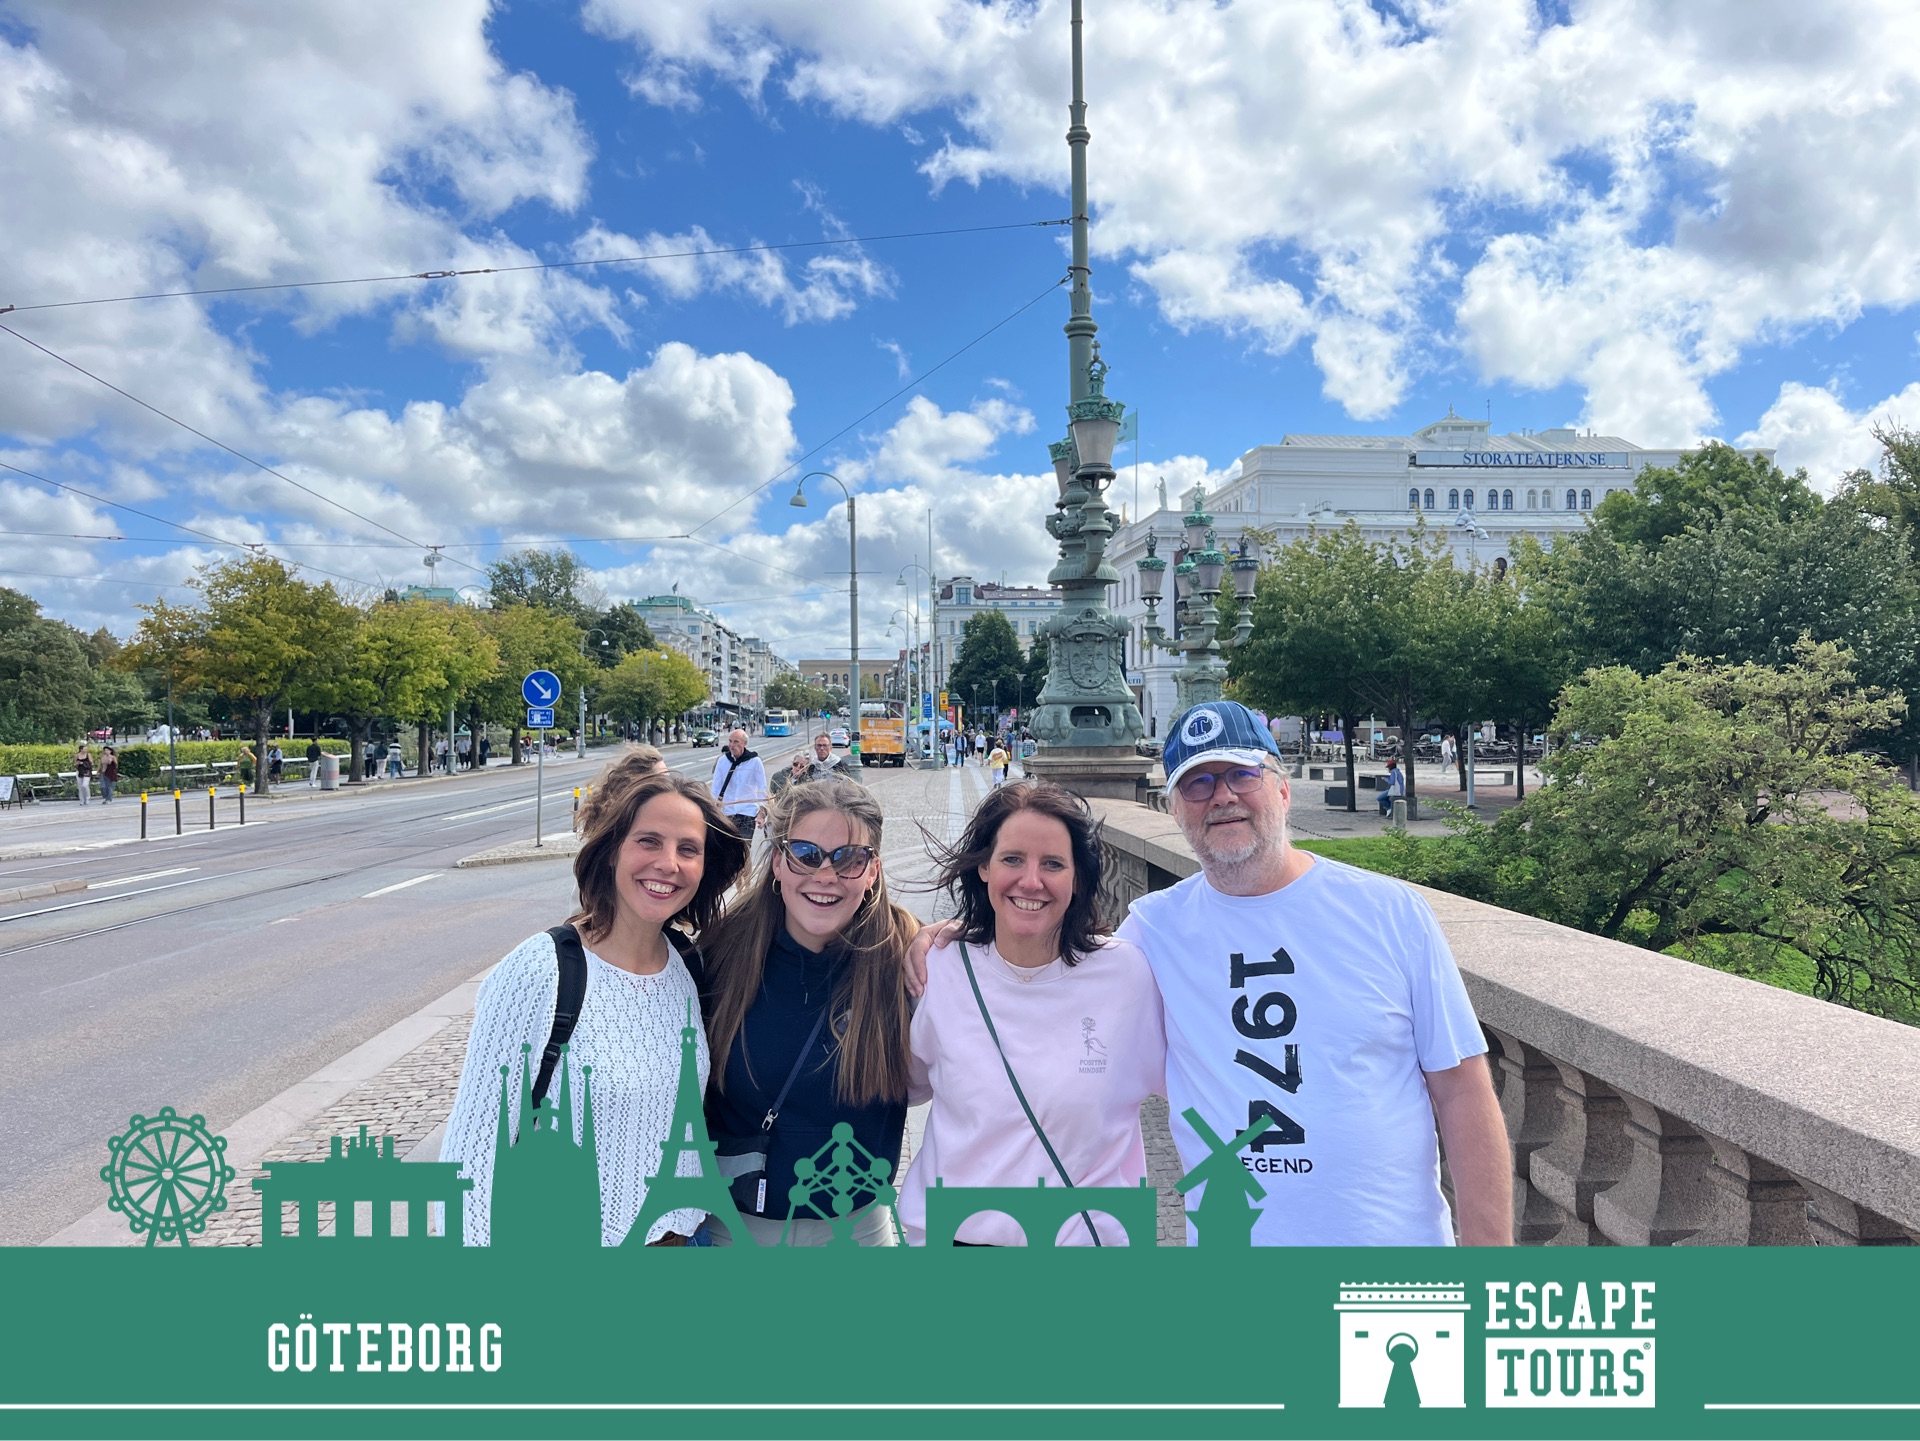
left=1091, top=799, right=1920, bottom=1247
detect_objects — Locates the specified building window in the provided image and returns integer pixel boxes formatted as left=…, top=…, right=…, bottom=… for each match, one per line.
left=1566, top=488, right=1578, bottom=511
left=1581, top=488, right=1592, bottom=510
left=1464, top=488, right=1475, bottom=509
left=1423, top=488, right=1435, bottom=508
left=1448, top=488, right=1460, bottom=509
left=1409, top=486, right=1421, bottom=509
left=1502, top=488, right=1513, bottom=510
left=1527, top=488, right=1537, bottom=510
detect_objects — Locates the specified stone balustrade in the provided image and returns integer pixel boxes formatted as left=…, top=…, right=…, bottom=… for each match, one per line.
left=1091, top=798, right=1920, bottom=1247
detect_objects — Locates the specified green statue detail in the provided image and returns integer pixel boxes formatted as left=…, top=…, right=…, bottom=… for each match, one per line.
left=1173, top=1108, right=1274, bottom=1247
left=101, top=1107, right=234, bottom=1247
left=782, top=1122, right=904, bottom=1247
left=622, top=1000, right=756, bottom=1247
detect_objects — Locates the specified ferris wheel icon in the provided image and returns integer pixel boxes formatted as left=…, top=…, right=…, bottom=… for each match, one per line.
left=100, top=1108, right=235, bottom=1246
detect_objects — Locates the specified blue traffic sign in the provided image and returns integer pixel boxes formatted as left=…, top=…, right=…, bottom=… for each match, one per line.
left=521, top=669, right=561, bottom=706
left=526, top=706, right=555, bottom=730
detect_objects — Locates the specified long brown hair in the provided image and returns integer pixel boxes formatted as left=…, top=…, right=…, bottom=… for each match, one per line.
left=701, top=778, right=915, bottom=1106
left=569, top=770, right=746, bottom=940
left=929, top=778, right=1108, bottom=965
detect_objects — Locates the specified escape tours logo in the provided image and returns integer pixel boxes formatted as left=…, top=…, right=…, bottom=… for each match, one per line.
left=1335, top=1278, right=1657, bottom=1410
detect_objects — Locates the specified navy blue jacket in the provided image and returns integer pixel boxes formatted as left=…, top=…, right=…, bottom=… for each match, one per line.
left=702, top=928, right=906, bottom=1220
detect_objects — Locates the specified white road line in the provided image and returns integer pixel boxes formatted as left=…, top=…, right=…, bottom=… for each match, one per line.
left=88, top=867, right=198, bottom=889
left=361, top=872, right=444, bottom=899
left=0, top=873, right=219, bottom=922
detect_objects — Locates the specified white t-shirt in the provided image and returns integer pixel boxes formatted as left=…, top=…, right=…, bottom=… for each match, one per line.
left=901, top=937, right=1166, bottom=1246
left=1118, top=856, right=1485, bottom=1246
left=440, top=931, right=709, bottom=1246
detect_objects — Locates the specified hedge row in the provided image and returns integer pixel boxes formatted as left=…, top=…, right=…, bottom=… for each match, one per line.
left=0, top=739, right=348, bottom=780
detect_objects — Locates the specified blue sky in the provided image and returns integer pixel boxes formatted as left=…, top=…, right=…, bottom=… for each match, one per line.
left=4, top=0, right=1920, bottom=660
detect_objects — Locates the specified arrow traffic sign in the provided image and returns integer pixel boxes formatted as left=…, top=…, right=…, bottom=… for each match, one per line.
left=526, top=706, right=555, bottom=729
left=521, top=669, right=561, bottom=706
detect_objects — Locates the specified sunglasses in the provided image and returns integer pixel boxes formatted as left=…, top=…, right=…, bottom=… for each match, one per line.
left=1174, top=765, right=1270, bottom=803
left=778, top=839, right=878, bottom=877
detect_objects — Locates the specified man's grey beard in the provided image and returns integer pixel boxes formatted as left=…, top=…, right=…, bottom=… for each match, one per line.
left=1181, top=801, right=1288, bottom=874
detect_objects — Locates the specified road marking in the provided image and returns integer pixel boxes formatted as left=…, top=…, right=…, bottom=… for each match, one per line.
left=0, top=873, right=219, bottom=922
left=361, top=872, right=444, bottom=898
left=88, top=867, right=198, bottom=889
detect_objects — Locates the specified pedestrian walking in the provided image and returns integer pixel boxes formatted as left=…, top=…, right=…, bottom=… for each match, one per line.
left=387, top=744, right=404, bottom=779
left=100, top=746, right=118, bottom=803
left=987, top=739, right=1009, bottom=785
left=696, top=779, right=918, bottom=1246
left=73, top=743, right=93, bottom=804
left=439, top=770, right=749, bottom=1245
left=902, top=781, right=1165, bottom=1246
left=709, top=729, right=769, bottom=841
left=434, top=738, right=448, bottom=774
left=269, top=744, right=284, bottom=784
left=305, top=738, right=322, bottom=786
left=910, top=700, right=1512, bottom=1247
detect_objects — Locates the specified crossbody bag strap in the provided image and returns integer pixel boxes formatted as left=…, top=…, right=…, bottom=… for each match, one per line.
left=716, top=753, right=743, bottom=799
left=763, top=1006, right=831, bottom=1133
left=957, top=941, right=1102, bottom=1247
left=532, top=924, right=589, bottom=1109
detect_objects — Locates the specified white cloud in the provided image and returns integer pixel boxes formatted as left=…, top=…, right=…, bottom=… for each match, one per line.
left=1738, top=380, right=1920, bottom=491
left=584, top=0, right=1920, bottom=434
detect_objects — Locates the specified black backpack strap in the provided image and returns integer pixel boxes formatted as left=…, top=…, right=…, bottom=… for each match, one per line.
left=532, top=924, right=589, bottom=1108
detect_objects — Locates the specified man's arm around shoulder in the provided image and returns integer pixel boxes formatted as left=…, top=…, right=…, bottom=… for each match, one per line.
left=1425, top=1055, right=1513, bottom=1245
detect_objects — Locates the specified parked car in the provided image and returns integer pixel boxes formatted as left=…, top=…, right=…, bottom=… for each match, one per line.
left=693, top=728, right=719, bottom=747
left=87, top=727, right=114, bottom=741
left=829, top=727, right=850, bottom=748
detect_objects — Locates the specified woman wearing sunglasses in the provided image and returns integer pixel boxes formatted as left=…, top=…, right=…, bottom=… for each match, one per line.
left=695, top=778, right=918, bottom=1245
left=900, top=779, right=1166, bottom=1246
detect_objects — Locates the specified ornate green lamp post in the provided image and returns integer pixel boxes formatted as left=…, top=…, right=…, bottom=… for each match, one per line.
left=1139, top=483, right=1263, bottom=708
left=1025, top=0, right=1152, bottom=798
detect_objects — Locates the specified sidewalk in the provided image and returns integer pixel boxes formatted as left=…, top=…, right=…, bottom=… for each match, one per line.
left=107, top=755, right=1190, bottom=1247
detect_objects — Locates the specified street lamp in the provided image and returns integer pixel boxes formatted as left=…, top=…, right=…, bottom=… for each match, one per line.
left=1024, top=0, right=1148, bottom=800
left=1138, top=484, right=1263, bottom=708
left=898, top=562, right=935, bottom=763
left=792, top=470, right=858, bottom=758
left=577, top=628, right=610, bottom=758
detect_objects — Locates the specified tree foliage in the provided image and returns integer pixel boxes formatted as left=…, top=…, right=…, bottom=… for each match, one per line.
left=600, top=649, right=709, bottom=731
left=317, top=600, right=484, bottom=780
left=474, top=605, right=594, bottom=756
left=0, top=587, right=95, bottom=742
left=589, top=602, right=655, bottom=667
left=123, top=557, right=355, bottom=793
left=1389, top=641, right=1920, bottom=1023
left=486, top=548, right=600, bottom=622
left=764, top=672, right=831, bottom=714
left=947, top=610, right=1024, bottom=716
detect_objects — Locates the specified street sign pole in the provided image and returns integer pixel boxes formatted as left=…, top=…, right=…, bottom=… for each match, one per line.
left=523, top=669, right=563, bottom=850
left=536, top=728, right=545, bottom=848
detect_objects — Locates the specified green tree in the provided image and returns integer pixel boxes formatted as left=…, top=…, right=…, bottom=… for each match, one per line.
left=1232, top=525, right=1396, bottom=809
left=123, top=557, right=354, bottom=794
left=764, top=672, right=831, bottom=715
left=1591, top=441, right=1815, bottom=550
left=319, top=600, right=471, bottom=780
left=1391, top=641, right=1920, bottom=1023
left=1475, top=545, right=1575, bottom=799
left=600, top=649, right=709, bottom=736
left=476, top=605, right=593, bottom=762
left=948, top=611, right=1024, bottom=720
left=486, top=548, right=599, bottom=621
left=590, top=602, right=655, bottom=666
left=84, top=667, right=157, bottom=737
left=0, top=587, right=93, bottom=742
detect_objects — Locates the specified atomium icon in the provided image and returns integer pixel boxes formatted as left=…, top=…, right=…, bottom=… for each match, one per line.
left=101, top=1107, right=235, bottom=1246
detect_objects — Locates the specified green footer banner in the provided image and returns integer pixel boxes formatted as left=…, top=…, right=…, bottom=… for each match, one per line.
left=2, top=1246, right=1916, bottom=1438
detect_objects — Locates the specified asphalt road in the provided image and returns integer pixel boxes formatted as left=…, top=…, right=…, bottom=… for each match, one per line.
left=0, top=735, right=812, bottom=1246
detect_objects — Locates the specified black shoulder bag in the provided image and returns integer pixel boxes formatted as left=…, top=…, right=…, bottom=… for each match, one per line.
left=531, top=924, right=590, bottom=1108
left=715, top=1006, right=830, bottom=1215
left=957, top=941, right=1102, bottom=1246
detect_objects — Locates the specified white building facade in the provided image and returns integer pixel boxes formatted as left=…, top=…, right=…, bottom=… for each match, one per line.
left=1106, top=413, right=1770, bottom=737
left=632, top=594, right=793, bottom=721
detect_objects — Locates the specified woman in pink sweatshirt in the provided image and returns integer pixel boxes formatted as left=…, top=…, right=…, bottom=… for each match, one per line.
left=901, top=780, right=1166, bottom=1245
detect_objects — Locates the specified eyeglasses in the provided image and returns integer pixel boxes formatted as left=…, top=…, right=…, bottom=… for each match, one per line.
left=778, top=839, right=878, bottom=877
left=1174, top=766, right=1270, bottom=803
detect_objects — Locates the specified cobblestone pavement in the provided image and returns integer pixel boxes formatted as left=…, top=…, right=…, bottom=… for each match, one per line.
left=203, top=754, right=1188, bottom=1246
left=199, top=1013, right=472, bottom=1244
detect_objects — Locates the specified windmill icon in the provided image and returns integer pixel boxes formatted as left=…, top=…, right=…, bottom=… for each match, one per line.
left=1173, top=1107, right=1274, bottom=1246
left=100, top=1107, right=235, bottom=1246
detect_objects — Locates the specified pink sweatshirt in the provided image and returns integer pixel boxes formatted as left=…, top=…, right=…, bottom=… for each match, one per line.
left=902, top=935, right=1167, bottom=1246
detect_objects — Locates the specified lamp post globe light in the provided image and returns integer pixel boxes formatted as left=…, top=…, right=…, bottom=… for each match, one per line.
left=1137, top=483, right=1263, bottom=709
left=1024, top=0, right=1152, bottom=800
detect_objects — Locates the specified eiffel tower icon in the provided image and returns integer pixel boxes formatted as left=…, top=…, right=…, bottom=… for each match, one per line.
left=622, top=999, right=757, bottom=1247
